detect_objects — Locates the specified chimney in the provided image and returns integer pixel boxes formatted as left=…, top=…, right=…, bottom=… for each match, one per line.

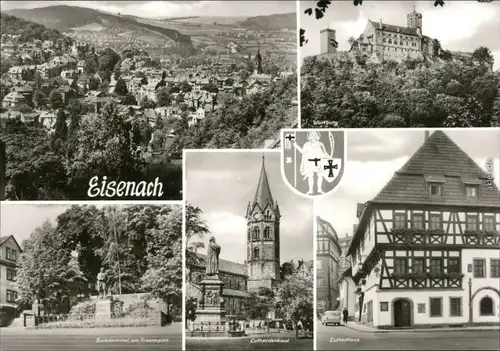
left=425, top=130, right=430, bottom=142
left=379, top=19, right=383, bottom=30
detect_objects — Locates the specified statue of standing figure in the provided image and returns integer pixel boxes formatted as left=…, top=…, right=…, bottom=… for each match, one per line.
left=97, top=267, right=107, bottom=299
left=206, top=236, right=220, bottom=276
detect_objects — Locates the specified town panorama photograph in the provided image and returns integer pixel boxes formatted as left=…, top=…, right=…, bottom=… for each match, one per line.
left=0, top=0, right=297, bottom=200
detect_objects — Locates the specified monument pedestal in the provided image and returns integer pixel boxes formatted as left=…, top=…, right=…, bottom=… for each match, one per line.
left=95, top=299, right=113, bottom=321
left=189, top=275, right=228, bottom=337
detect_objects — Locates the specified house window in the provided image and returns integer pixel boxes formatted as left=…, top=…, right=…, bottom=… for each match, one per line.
left=480, top=297, right=494, bottom=316
left=430, top=298, right=442, bottom=317
left=449, top=297, right=462, bottom=317
left=394, top=258, right=408, bottom=275
left=412, top=213, right=424, bottom=229
left=6, top=290, right=17, bottom=303
left=394, top=213, right=406, bottom=229
left=429, top=214, right=442, bottom=230
left=6, top=268, right=16, bottom=281
left=429, top=183, right=441, bottom=196
left=490, top=259, right=500, bottom=278
left=483, top=216, right=495, bottom=232
left=413, top=258, right=425, bottom=274
left=473, top=259, right=485, bottom=278
left=466, top=185, right=478, bottom=198
left=263, top=227, right=271, bottom=240
left=6, top=247, right=17, bottom=261
left=253, top=247, right=259, bottom=259
left=448, top=258, right=460, bottom=274
left=466, top=215, right=478, bottom=231
left=430, top=258, right=443, bottom=275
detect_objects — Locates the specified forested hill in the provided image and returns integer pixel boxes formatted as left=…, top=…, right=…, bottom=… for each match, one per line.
left=0, top=13, right=71, bottom=44
left=301, top=53, right=500, bottom=128
left=5, top=5, right=193, bottom=47
left=170, top=74, right=297, bottom=150
left=237, top=12, right=296, bottom=30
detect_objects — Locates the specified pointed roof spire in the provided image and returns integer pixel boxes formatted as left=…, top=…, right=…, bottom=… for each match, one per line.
left=253, top=155, right=274, bottom=209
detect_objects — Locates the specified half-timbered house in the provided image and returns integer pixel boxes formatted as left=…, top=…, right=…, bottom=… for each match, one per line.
left=346, top=130, right=500, bottom=329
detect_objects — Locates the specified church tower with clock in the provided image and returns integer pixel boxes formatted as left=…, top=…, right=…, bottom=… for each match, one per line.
left=245, top=156, right=281, bottom=292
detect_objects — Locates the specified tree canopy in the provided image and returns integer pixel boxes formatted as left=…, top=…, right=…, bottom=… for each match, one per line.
left=301, top=55, right=500, bottom=128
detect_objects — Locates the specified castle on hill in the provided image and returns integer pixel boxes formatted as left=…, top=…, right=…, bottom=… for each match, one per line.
left=320, top=8, right=474, bottom=64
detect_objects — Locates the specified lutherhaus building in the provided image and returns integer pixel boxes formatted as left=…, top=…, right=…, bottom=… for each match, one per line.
left=320, top=8, right=473, bottom=64
left=345, top=130, right=500, bottom=329
left=316, top=216, right=342, bottom=315
left=186, top=157, right=282, bottom=316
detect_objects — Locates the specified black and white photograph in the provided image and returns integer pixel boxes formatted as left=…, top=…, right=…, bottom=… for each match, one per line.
left=300, top=1, right=500, bottom=128
left=0, top=0, right=297, bottom=200
left=315, top=128, right=500, bottom=350
left=0, top=203, right=182, bottom=350
left=184, top=151, right=314, bottom=350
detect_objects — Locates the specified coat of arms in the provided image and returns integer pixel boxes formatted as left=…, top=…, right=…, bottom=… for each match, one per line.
left=281, top=129, right=346, bottom=197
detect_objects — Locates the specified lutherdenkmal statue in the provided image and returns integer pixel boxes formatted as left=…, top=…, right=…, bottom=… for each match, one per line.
left=206, top=236, right=220, bottom=276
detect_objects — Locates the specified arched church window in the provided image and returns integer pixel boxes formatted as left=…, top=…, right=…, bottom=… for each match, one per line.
left=264, top=227, right=271, bottom=240
left=248, top=228, right=251, bottom=241
left=253, top=247, right=260, bottom=259
left=480, top=296, right=494, bottom=316
left=253, top=227, right=260, bottom=240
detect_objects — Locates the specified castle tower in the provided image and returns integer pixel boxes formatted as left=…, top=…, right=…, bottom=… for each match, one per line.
left=246, top=156, right=281, bottom=293
left=320, top=28, right=337, bottom=54
left=407, top=6, right=423, bottom=32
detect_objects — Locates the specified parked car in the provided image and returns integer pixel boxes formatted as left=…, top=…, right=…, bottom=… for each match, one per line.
left=321, top=310, right=341, bottom=326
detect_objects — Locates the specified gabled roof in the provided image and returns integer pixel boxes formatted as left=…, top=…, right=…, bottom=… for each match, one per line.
left=368, top=20, right=419, bottom=36
left=372, top=130, right=500, bottom=208
left=252, top=156, right=275, bottom=210
left=0, top=235, right=22, bottom=252
left=196, top=253, right=246, bottom=276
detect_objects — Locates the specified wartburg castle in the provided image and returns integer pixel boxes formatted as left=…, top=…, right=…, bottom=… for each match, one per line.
left=320, top=8, right=474, bottom=64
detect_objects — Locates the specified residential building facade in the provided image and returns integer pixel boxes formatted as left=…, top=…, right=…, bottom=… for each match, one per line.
left=317, top=216, right=342, bottom=314
left=0, top=235, right=22, bottom=307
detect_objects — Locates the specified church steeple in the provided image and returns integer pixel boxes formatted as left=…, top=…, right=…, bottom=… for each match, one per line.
left=254, top=48, right=263, bottom=74
left=253, top=155, right=274, bottom=210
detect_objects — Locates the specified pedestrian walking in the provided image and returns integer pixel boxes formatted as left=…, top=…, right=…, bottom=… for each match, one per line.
left=342, top=307, right=349, bottom=324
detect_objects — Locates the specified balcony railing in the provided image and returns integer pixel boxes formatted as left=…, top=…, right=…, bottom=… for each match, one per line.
left=389, top=228, right=500, bottom=247
left=389, top=272, right=464, bottom=289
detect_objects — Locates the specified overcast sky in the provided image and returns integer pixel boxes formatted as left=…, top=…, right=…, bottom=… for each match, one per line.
left=186, top=151, right=314, bottom=264
left=300, top=1, right=500, bottom=70
left=0, top=1, right=296, bottom=18
left=316, top=129, right=500, bottom=240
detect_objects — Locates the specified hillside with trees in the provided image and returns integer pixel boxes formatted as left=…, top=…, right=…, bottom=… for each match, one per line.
left=237, top=12, right=297, bottom=30
left=301, top=50, right=500, bottom=128
left=0, top=12, right=72, bottom=44
left=5, top=5, right=193, bottom=49
left=168, top=73, right=297, bottom=150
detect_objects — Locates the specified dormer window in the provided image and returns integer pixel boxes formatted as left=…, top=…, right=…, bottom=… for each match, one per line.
left=429, top=183, right=441, bottom=196
left=466, top=185, right=478, bottom=198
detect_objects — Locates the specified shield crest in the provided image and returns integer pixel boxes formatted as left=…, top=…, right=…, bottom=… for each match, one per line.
left=281, top=129, right=346, bottom=198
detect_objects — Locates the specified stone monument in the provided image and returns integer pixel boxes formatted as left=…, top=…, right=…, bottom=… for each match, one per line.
left=94, top=268, right=121, bottom=321
left=190, top=236, right=227, bottom=337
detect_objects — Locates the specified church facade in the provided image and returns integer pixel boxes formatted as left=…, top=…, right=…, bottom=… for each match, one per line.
left=187, top=157, right=282, bottom=316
